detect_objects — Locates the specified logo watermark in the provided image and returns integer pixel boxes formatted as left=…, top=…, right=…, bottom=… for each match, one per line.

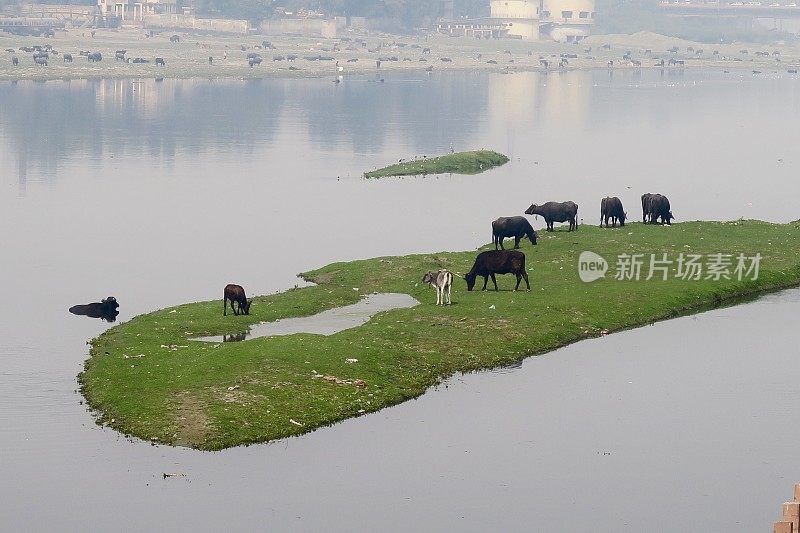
left=578, top=251, right=609, bottom=282
left=578, top=252, right=761, bottom=282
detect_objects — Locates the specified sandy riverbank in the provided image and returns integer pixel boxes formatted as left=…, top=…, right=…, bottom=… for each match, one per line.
left=2, top=28, right=800, bottom=81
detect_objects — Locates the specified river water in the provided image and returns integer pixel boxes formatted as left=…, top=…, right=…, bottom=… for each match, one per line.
left=1, top=70, right=799, bottom=531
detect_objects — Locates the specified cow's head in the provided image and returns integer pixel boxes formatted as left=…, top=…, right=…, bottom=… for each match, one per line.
left=242, top=299, right=252, bottom=315
left=524, top=204, right=538, bottom=216
left=620, top=211, right=627, bottom=227
left=665, top=211, right=674, bottom=225
left=464, top=272, right=477, bottom=291
left=527, top=229, right=538, bottom=245
left=422, top=272, right=435, bottom=285
left=101, top=296, right=119, bottom=310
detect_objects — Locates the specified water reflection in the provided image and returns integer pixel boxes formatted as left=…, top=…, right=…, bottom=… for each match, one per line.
left=222, top=332, right=247, bottom=342
left=68, top=297, right=119, bottom=322
left=196, top=293, right=419, bottom=343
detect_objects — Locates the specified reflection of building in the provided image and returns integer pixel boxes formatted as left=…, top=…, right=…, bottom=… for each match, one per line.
left=490, top=0, right=540, bottom=39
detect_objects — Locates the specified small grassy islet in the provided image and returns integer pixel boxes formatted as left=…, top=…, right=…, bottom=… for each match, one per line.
left=78, top=220, right=800, bottom=450
left=364, top=150, right=509, bottom=178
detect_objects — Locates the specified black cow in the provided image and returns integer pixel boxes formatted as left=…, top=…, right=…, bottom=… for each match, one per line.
left=492, top=216, right=537, bottom=250
left=87, top=52, right=101, bottom=62
left=649, top=194, right=674, bottom=225
left=248, top=56, right=262, bottom=67
left=155, top=57, right=165, bottom=66
left=524, top=201, right=579, bottom=231
left=464, top=250, right=530, bottom=291
left=69, top=296, right=119, bottom=322
left=170, top=34, right=180, bottom=43
left=600, top=196, right=626, bottom=227
left=12, top=56, right=18, bottom=66
left=115, top=50, right=126, bottom=61
left=641, top=193, right=654, bottom=223
left=34, top=55, right=48, bottom=66
left=224, top=284, right=252, bottom=316
left=63, top=53, right=73, bottom=62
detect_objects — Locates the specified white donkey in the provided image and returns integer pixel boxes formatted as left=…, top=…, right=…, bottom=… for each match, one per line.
left=422, top=269, right=453, bottom=305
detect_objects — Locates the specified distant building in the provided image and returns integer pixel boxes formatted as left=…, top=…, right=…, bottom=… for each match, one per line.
left=489, top=0, right=540, bottom=39
left=98, top=0, right=177, bottom=23
left=540, top=0, right=595, bottom=42
left=479, top=0, right=595, bottom=41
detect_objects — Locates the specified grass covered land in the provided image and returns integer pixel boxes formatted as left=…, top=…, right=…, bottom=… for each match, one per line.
left=79, top=220, right=800, bottom=450
left=364, top=150, right=509, bottom=178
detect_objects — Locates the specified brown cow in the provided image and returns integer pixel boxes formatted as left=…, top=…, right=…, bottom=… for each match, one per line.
left=224, top=284, right=252, bottom=316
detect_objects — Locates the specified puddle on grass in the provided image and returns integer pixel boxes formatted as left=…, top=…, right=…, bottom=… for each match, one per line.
left=196, top=293, right=419, bottom=342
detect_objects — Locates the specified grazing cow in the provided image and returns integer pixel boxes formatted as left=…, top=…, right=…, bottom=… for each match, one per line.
left=248, top=57, right=262, bottom=67
left=600, top=196, right=627, bottom=227
left=464, top=250, right=530, bottom=291
left=246, top=52, right=259, bottom=59
left=422, top=269, right=453, bottom=305
left=524, top=201, right=579, bottom=232
left=492, top=216, right=538, bottom=250
left=209, top=56, right=213, bottom=64
left=641, top=193, right=655, bottom=223
left=155, top=57, right=165, bottom=66
left=170, top=34, right=180, bottom=43
left=272, top=55, right=284, bottom=61
left=34, top=55, right=47, bottom=66
left=63, top=53, right=73, bottom=62
left=287, top=54, right=297, bottom=61
left=115, top=50, right=126, bottom=61
left=422, top=47, right=431, bottom=54
left=223, top=284, right=252, bottom=316
left=12, top=56, right=18, bottom=66
left=649, top=194, right=674, bottom=225
left=87, top=52, right=101, bottom=62
left=69, top=296, right=119, bottom=322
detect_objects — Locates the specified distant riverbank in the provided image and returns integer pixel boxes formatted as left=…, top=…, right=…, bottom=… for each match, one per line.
left=2, top=29, right=800, bottom=82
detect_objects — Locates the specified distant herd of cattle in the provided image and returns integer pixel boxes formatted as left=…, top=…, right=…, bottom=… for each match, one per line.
left=5, top=44, right=168, bottom=67
left=219, top=193, right=674, bottom=318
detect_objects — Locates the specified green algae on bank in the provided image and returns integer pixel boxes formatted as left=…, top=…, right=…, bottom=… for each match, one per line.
left=79, top=220, right=800, bottom=450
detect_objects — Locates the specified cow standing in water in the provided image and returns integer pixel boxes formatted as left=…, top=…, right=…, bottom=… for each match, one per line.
left=422, top=270, right=453, bottom=305
left=223, top=284, right=252, bottom=316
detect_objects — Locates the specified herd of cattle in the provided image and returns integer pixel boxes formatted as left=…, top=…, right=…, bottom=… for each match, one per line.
left=420, top=192, right=674, bottom=304
left=5, top=43, right=167, bottom=67
left=219, top=192, right=674, bottom=318
left=70, top=192, right=674, bottom=322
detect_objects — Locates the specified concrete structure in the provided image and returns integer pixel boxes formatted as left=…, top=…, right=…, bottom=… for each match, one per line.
left=540, top=0, right=595, bottom=41
left=260, top=17, right=345, bottom=37
left=489, top=0, right=540, bottom=39
left=100, top=0, right=176, bottom=24
left=144, top=14, right=248, bottom=34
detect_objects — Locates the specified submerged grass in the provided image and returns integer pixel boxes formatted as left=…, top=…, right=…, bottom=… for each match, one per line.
left=79, top=220, right=800, bottom=450
left=364, top=150, right=509, bottom=178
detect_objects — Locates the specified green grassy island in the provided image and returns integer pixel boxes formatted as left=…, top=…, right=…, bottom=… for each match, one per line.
left=364, top=150, right=509, bottom=178
left=79, top=220, right=800, bottom=450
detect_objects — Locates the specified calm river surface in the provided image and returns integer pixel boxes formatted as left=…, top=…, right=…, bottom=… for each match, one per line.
left=2, top=70, right=800, bottom=531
